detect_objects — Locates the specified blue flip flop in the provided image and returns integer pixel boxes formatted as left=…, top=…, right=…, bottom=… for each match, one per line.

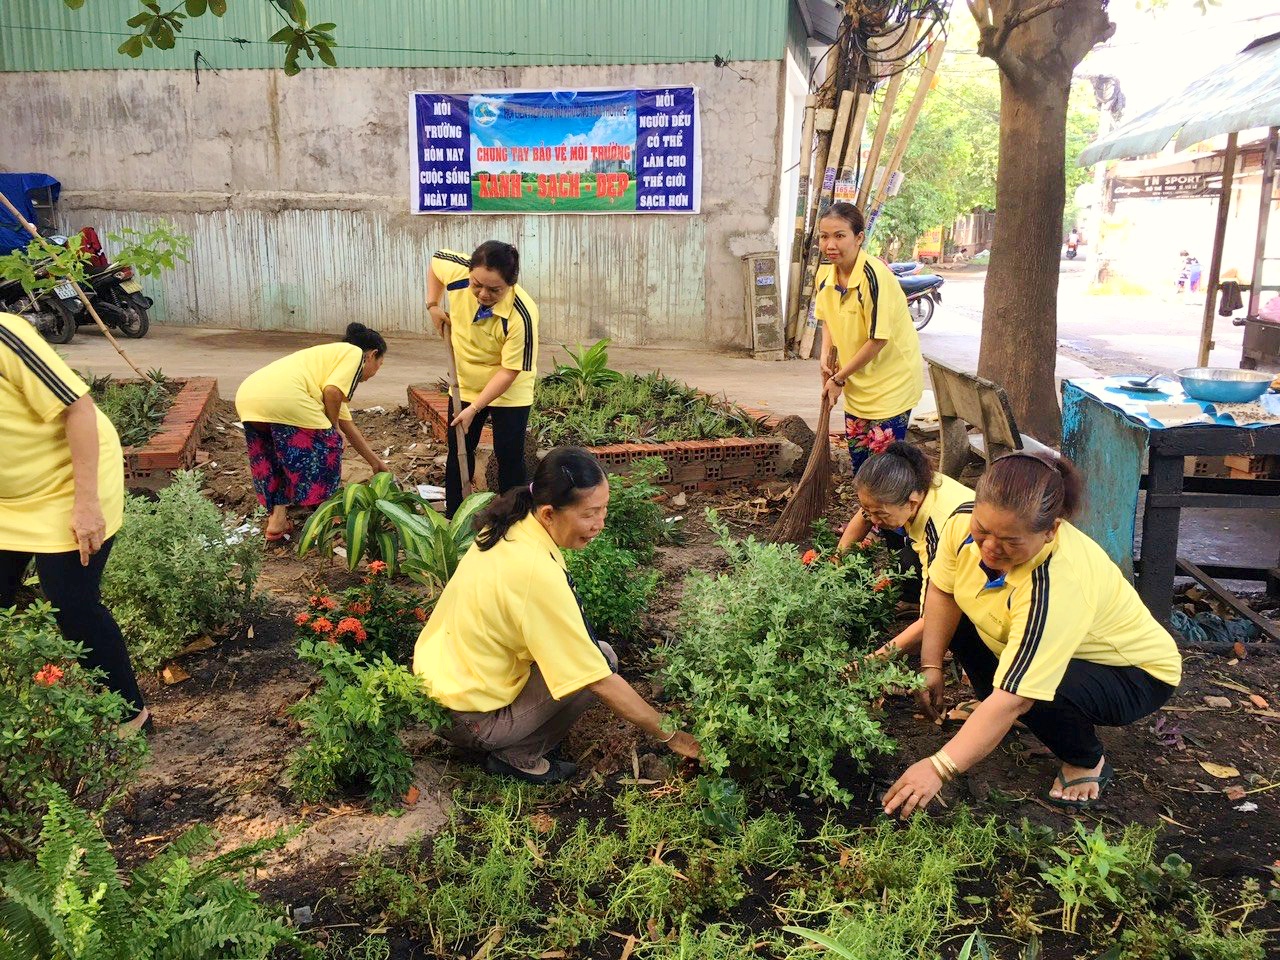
left=1047, top=760, right=1113, bottom=809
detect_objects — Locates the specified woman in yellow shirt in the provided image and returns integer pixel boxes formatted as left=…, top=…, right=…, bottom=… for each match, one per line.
left=235, top=323, right=388, bottom=541
left=884, top=452, right=1181, bottom=815
left=0, top=312, right=149, bottom=733
left=835, top=442, right=974, bottom=658
left=414, top=447, right=699, bottom=783
left=426, top=242, right=538, bottom=518
left=815, top=202, right=924, bottom=473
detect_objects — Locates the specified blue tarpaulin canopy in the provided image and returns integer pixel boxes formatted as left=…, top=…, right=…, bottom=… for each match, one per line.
left=1078, top=32, right=1280, bottom=165
left=0, top=173, right=60, bottom=255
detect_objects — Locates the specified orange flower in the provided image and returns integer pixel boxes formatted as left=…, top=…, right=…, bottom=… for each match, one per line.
left=368, top=560, right=388, bottom=574
left=413, top=606, right=428, bottom=623
left=315, top=596, right=339, bottom=612
left=33, top=663, right=64, bottom=687
left=294, top=611, right=311, bottom=626
left=311, top=617, right=334, bottom=634
left=801, top=549, right=818, bottom=566
left=873, top=577, right=892, bottom=592
left=349, top=600, right=371, bottom=616
left=336, top=616, right=363, bottom=634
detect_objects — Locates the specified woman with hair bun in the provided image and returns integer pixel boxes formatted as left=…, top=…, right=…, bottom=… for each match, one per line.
left=883, top=451, right=1181, bottom=816
left=414, top=446, right=701, bottom=783
left=235, top=323, right=389, bottom=541
left=838, top=442, right=974, bottom=658
left=426, top=240, right=539, bottom=517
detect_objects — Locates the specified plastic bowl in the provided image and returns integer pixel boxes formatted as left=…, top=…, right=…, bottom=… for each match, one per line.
left=1175, top=367, right=1272, bottom=404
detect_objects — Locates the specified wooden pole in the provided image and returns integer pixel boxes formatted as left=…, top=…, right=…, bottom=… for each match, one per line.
left=0, top=191, right=145, bottom=379
left=1197, top=132, right=1238, bottom=367
left=784, top=95, right=819, bottom=346
left=443, top=331, right=472, bottom=497
left=838, top=90, right=873, bottom=188
left=855, top=72, right=907, bottom=212
left=869, top=38, right=946, bottom=211
left=1246, top=126, right=1278, bottom=321
left=797, top=89, right=857, bottom=358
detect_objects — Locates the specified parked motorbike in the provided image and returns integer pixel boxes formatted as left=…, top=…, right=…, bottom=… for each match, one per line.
left=898, top=273, right=944, bottom=331
left=78, top=226, right=152, bottom=339
left=0, top=270, right=83, bottom=344
left=888, top=261, right=922, bottom=276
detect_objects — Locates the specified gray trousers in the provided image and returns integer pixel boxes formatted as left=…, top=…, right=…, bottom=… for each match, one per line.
left=441, top=641, right=617, bottom=769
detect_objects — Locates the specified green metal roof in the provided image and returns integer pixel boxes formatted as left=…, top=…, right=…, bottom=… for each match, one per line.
left=0, top=0, right=797, bottom=71
left=1079, top=31, right=1280, bottom=165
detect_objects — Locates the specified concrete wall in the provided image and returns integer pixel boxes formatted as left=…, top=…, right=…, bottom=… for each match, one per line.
left=0, top=62, right=784, bottom=349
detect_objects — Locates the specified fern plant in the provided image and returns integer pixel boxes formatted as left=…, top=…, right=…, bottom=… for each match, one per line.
left=0, top=785, right=313, bottom=960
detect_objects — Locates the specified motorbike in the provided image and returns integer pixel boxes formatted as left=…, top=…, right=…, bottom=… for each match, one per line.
left=898, top=273, right=944, bottom=331
left=0, top=269, right=84, bottom=344
left=889, top=261, right=921, bottom=276
left=1066, top=240, right=1079, bottom=260
left=78, top=227, right=152, bottom=339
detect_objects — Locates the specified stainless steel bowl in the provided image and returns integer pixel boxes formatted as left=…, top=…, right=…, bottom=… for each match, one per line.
left=1175, top=367, right=1272, bottom=404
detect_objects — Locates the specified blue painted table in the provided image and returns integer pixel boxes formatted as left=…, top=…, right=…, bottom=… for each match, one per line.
left=1061, top=377, right=1280, bottom=632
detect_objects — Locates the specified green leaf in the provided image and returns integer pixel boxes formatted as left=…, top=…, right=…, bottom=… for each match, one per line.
left=267, top=25, right=295, bottom=44
left=375, top=531, right=398, bottom=575
left=782, top=927, right=860, bottom=959
left=153, top=22, right=176, bottom=49
left=317, top=43, right=336, bottom=67
left=312, top=22, right=337, bottom=31
left=344, top=509, right=370, bottom=571
left=63, top=0, right=88, bottom=8
left=342, top=482, right=374, bottom=515
left=209, top=0, right=227, bottom=13
left=126, top=10, right=152, bottom=27
left=184, top=0, right=207, bottom=15
left=448, top=491, right=494, bottom=541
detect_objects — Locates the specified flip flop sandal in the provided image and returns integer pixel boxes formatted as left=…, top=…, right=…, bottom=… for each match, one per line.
left=1046, top=760, right=1114, bottom=809
left=264, top=521, right=296, bottom=543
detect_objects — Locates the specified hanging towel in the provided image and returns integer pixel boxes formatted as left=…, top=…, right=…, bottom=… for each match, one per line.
left=1218, top=279, right=1244, bottom=316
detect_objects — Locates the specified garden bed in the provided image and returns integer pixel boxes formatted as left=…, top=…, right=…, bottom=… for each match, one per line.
left=408, top=384, right=787, bottom=493
left=115, top=376, right=220, bottom=490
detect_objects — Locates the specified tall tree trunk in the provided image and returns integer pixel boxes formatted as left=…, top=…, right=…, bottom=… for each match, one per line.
left=970, top=0, right=1115, bottom=446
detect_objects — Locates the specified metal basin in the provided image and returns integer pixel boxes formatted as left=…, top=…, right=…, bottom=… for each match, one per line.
left=1175, top=367, right=1272, bottom=404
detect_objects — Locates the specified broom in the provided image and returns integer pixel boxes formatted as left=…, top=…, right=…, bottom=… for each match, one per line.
left=771, top=342, right=840, bottom=543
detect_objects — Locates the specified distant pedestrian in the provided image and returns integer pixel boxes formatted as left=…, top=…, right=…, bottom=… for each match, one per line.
left=235, top=323, right=389, bottom=542
left=1176, top=250, right=1202, bottom=295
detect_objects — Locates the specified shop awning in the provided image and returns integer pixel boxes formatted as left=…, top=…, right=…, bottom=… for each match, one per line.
left=1078, top=32, right=1280, bottom=165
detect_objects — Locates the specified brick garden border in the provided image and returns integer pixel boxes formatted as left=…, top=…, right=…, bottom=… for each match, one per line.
left=408, top=384, right=784, bottom=493
left=123, top=376, right=220, bottom=489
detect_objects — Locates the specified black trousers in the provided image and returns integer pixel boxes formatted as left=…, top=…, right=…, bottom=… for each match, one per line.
left=0, top=537, right=145, bottom=715
left=949, top=620, right=1174, bottom=768
left=444, top=400, right=531, bottom=517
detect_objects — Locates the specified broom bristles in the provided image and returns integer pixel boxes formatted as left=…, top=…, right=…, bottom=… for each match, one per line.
left=770, top=386, right=838, bottom=543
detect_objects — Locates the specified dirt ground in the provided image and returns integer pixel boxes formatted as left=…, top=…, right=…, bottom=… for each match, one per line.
left=101, top=405, right=1280, bottom=953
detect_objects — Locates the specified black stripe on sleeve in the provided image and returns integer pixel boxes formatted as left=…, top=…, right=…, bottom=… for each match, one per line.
left=564, top=569, right=601, bottom=644
left=1001, top=563, right=1051, bottom=694
left=346, top=352, right=365, bottom=402
left=436, top=251, right=472, bottom=269
left=863, top=261, right=880, bottom=338
left=513, top=296, right=535, bottom=372
left=950, top=502, right=975, bottom=517
left=446, top=278, right=469, bottom=291
left=0, top=326, right=80, bottom=406
left=924, top=518, right=939, bottom=568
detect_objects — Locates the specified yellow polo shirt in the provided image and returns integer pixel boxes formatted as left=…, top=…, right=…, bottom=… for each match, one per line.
left=413, top=514, right=611, bottom=712
left=928, top=515, right=1181, bottom=700
left=235, top=342, right=363, bottom=430
left=816, top=252, right=923, bottom=420
left=0, top=312, right=124, bottom=553
left=901, top=473, right=974, bottom=606
left=431, top=249, right=538, bottom=407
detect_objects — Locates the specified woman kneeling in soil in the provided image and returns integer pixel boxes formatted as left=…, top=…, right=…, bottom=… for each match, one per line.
left=235, top=323, right=389, bottom=542
left=0, top=312, right=149, bottom=733
left=884, top=452, right=1182, bottom=815
left=413, top=446, right=701, bottom=783
left=837, top=442, right=974, bottom=659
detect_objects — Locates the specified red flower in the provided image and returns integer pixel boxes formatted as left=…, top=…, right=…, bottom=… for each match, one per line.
left=349, top=600, right=371, bottom=616
left=413, top=606, right=428, bottom=623
left=336, top=616, right=363, bottom=635
left=311, top=617, right=335, bottom=634
left=315, top=596, right=339, bottom=612
left=873, top=577, right=892, bottom=593
left=801, top=549, right=818, bottom=566
left=866, top=425, right=896, bottom=455
left=294, top=611, right=311, bottom=626
left=368, top=560, right=388, bottom=575
left=33, top=664, right=64, bottom=687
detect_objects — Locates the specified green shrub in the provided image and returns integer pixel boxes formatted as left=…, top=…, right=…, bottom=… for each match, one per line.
left=0, top=603, right=147, bottom=859
left=564, top=536, right=658, bottom=641
left=0, top=785, right=313, bottom=960
left=88, top=369, right=173, bottom=447
left=100, top=470, right=261, bottom=669
left=600, top=456, right=672, bottom=560
left=288, top=639, right=448, bottom=812
left=659, top=512, right=917, bottom=804
left=295, top=562, right=432, bottom=664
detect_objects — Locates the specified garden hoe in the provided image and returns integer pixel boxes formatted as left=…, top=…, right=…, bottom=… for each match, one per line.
left=442, top=318, right=472, bottom=497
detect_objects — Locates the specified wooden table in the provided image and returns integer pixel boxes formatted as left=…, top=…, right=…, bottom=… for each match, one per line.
left=1061, top=380, right=1280, bottom=640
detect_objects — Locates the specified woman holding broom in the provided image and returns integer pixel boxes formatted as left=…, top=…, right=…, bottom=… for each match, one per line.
left=426, top=241, right=538, bottom=518
left=815, top=202, right=923, bottom=473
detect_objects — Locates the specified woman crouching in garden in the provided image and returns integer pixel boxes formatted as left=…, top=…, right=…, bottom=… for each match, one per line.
left=884, top=452, right=1181, bottom=814
left=413, top=446, right=700, bottom=783
left=235, top=323, right=389, bottom=542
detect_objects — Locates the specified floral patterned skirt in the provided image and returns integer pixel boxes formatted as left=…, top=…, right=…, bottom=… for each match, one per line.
left=243, top=422, right=344, bottom=510
left=845, top=410, right=912, bottom=474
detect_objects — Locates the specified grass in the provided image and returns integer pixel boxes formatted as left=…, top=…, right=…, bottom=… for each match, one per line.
left=85, top=369, right=173, bottom=447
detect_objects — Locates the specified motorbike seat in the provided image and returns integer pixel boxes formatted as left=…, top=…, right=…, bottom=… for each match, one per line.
left=898, top=273, right=943, bottom=295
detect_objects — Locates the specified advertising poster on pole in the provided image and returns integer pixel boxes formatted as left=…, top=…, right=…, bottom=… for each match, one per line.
left=410, top=86, right=701, bottom=215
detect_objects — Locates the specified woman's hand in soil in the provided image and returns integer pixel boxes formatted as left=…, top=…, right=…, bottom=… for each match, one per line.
left=883, top=758, right=943, bottom=818
left=916, top=667, right=946, bottom=721
left=665, top=731, right=701, bottom=761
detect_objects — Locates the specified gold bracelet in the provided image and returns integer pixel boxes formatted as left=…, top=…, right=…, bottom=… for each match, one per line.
left=658, top=729, right=678, bottom=744
left=927, top=753, right=952, bottom=783
left=935, top=749, right=960, bottom=779
left=920, top=664, right=944, bottom=672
